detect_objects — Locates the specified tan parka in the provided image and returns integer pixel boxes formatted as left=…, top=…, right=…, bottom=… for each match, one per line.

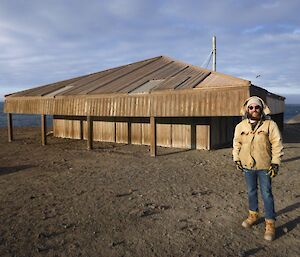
left=232, top=97, right=283, bottom=170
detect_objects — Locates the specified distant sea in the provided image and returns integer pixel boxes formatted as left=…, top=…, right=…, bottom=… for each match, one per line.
left=0, top=102, right=299, bottom=128
left=0, top=102, right=53, bottom=128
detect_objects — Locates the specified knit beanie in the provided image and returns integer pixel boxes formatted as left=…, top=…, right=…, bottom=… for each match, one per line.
left=246, top=97, right=263, bottom=108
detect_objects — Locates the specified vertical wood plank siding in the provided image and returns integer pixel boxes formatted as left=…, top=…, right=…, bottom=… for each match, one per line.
left=5, top=86, right=249, bottom=117
left=53, top=119, right=217, bottom=150
left=116, top=122, right=128, bottom=143
left=196, top=125, right=210, bottom=150
left=266, top=96, right=285, bottom=114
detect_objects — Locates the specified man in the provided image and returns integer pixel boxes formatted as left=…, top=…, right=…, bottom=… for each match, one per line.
left=233, top=96, right=283, bottom=241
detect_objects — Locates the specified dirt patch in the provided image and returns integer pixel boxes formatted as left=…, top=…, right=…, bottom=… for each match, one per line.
left=0, top=125, right=299, bottom=257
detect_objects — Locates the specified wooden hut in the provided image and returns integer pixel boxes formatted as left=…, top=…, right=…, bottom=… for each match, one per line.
left=4, top=56, right=285, bottom=156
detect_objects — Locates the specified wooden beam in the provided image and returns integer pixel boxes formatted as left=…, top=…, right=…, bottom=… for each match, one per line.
left=87, top=115, right=93, bottom=150
left=150, top=116, right=157, bottom=157
left=53, top=115, right=86, bottom=121
left=41, top=114, right=47, bottom=145
left=7, top=113, right=13, bottom=142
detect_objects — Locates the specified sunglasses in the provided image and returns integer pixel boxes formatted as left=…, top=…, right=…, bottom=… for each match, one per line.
left=248, top=105, right=261, bottom=110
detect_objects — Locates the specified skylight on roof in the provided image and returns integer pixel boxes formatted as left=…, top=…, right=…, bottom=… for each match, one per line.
left=130, top=79, right=164, bottom=94
left=44, top=85, right=74, bottom=96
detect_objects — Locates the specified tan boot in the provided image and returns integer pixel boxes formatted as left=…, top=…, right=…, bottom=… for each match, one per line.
left=242, top=210, right=259, bottom=228
left=264, top=219, right=275, bottom=241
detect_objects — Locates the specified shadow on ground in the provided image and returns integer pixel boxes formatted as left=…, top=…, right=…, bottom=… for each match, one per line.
left=0, top=165, right=33, bottom=176
left=243, top=246, right=265, bottom=257
left=283, top=124, right=300, bottom=143
left=254, top=201, right=300, bottom=240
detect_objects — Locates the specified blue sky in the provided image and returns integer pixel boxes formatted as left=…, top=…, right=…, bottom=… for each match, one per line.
left=0, top=0, right=299, bottom=103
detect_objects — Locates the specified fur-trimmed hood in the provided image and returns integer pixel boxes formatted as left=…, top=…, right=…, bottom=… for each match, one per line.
left=240, top=96, right=271, bottom=116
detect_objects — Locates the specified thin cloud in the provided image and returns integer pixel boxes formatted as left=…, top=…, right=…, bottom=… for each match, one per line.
left=0, top=0, right=299, bottom=102
left=243, top=25, right=265, bottom=34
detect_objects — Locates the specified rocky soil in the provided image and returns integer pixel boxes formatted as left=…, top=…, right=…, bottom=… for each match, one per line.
left=0, top=125, right=299, bottom=257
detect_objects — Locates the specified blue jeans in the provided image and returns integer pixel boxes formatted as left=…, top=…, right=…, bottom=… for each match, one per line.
left=243, top=168, right=276, bottom=220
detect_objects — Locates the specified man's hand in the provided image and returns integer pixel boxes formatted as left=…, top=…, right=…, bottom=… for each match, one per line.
left=235, top=161, right=243, bottom=172
left=268, top=163, right=279, bottom=178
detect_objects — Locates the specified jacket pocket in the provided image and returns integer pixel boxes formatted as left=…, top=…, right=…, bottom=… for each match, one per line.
left=241, top=131, right=250, bottom=135
left=256, top=130, right=269, bottom=144
left=257, top=130, right=268, bottom=135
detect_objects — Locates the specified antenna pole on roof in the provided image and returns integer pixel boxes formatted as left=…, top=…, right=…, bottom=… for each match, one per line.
left=212, top=36, right=216, bottom=71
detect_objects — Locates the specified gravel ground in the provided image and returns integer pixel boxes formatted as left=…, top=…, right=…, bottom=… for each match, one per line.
left=0, top=125, right=299, bottom=257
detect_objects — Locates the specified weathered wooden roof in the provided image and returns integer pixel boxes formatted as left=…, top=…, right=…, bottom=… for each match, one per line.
left=4, top=56, right=285, bottom=116
left=6, top=56, right=250, bottom=98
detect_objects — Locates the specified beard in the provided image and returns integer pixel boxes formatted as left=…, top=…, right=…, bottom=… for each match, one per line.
left=247, top=112, right=261, bottom=121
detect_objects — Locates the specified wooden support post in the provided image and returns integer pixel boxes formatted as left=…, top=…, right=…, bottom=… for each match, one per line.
left=207, top=123, right=211, bottom=151
left=41, top=114, right=47, bottom=146
left=128, top=120, right=131, bottom=144
left=114, top=121, right=117, bottom=143
left=79, top=120, right=84, bottom=140
left=87, top=116, right=93, bottom=150
left=7, top=113, right=13, bottom=142
left=191, top=122, right=196, bottom=150
left=150, top=116, right=157, bottom=157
